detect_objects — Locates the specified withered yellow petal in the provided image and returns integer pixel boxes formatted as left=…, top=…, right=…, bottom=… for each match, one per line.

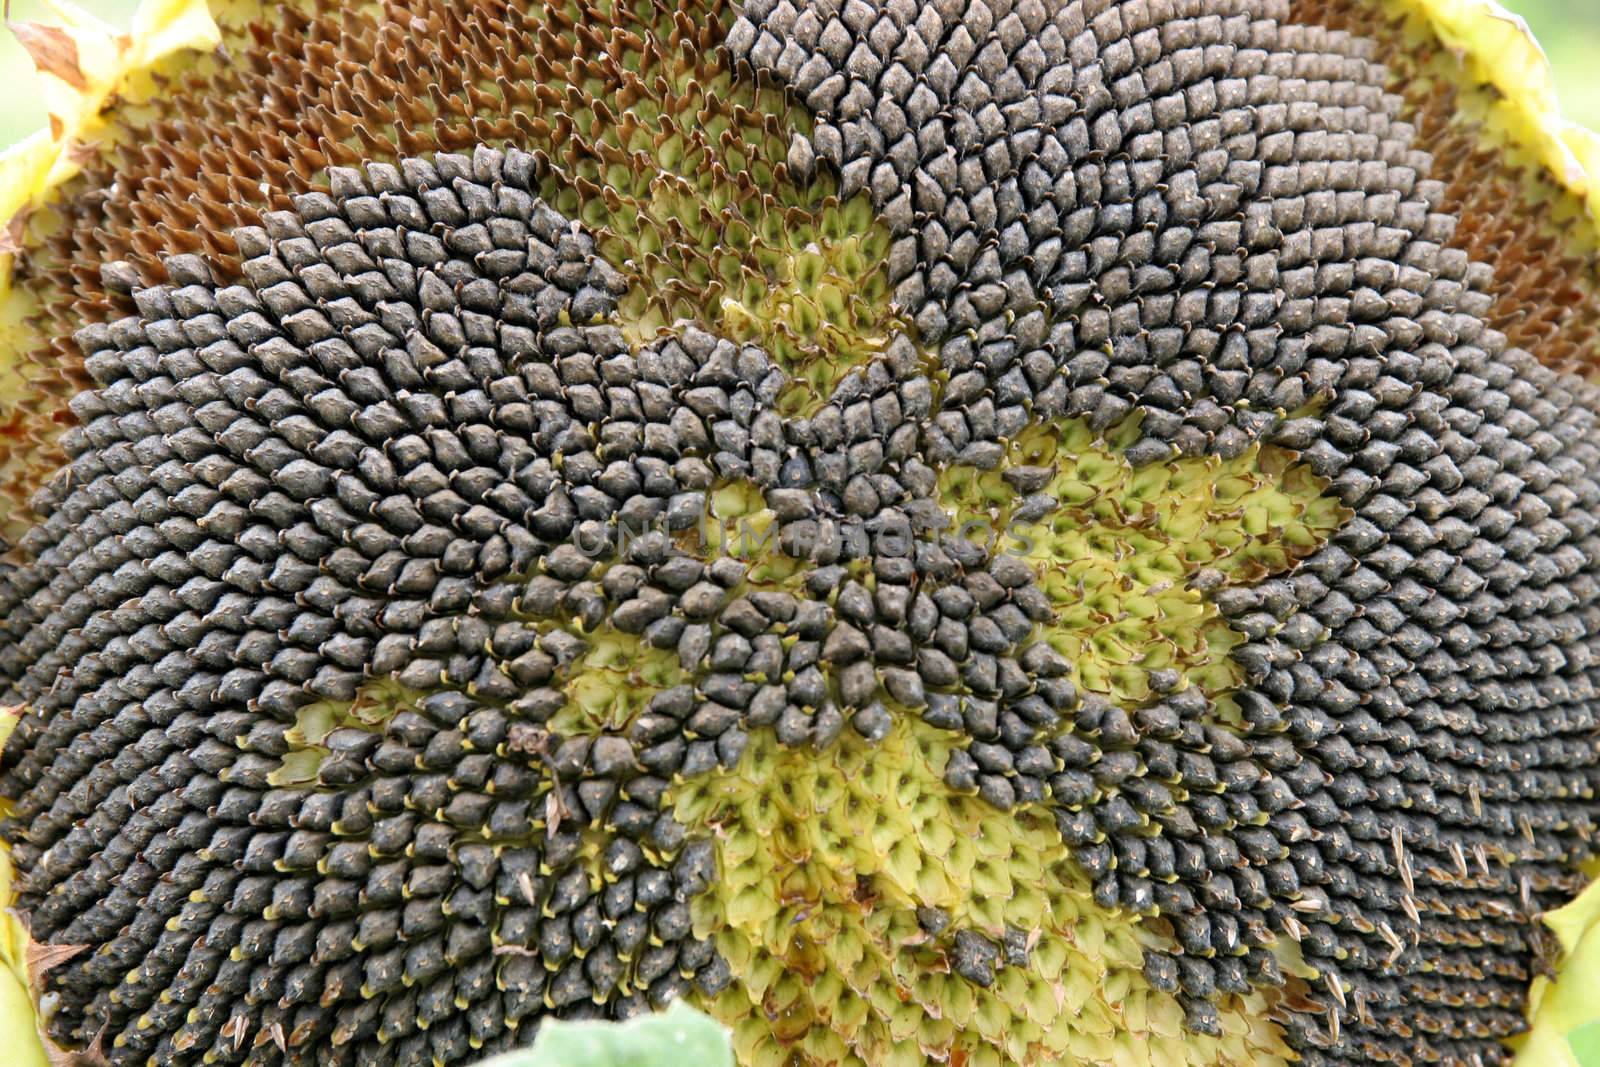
left=1513, top=869, right=1600, bottom=1067
left=0, top=0, right=220, bottom=284
left=1395, top=0, right=1600, bottom=233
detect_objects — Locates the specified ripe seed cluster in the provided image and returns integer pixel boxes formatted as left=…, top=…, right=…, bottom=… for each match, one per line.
left=1289, top=0, right=1600, bottom=382
left=0, top=152, right=753, bottom=1065
left=726, top=0, right=1600, bottom=1063
left=0, top=0, right=1597, bottom=1066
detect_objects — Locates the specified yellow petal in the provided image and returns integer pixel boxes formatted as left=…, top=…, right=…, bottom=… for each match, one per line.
left=1, top=835, right=49, bottom=1067
left=11, top=19, right=91, bottom=94
left=130, top=0, right=221, bottom=64
left=1546, top=871, right=1600, bottom=959
left=0, top=0, right=220, bottom=284
left=10, top=1, right=131, bottom=174
left=1514, top=869, right=1600, bottom=1067
left=1396, top=0, right=1600, bottom=234
left=0, top=131, right=59, bottom=293
left=0, top=958, right=49, bottom=1067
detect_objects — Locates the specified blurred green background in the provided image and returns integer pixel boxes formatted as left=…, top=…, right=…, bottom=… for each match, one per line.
left=0, top=0, right=1596, bottom=151
left=1512, top=0, right=1600, bottom=130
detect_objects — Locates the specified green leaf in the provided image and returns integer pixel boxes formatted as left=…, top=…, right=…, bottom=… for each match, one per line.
left=469, top=1002, right=734, bottom=1067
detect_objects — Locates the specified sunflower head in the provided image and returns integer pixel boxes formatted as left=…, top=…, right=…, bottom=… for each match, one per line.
left=1, top=2, right=1600, bottom=1067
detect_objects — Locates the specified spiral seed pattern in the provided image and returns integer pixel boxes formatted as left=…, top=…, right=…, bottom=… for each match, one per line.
left=1, top=2, right=1599, bottom=1066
